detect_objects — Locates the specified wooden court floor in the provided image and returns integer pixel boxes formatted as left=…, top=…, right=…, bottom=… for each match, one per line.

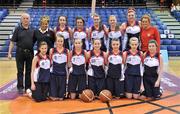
left=0, top=59, right=180, bottom=114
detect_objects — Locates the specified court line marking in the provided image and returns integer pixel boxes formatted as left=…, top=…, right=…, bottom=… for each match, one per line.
left=0, top=79, right=16, bottom=88
left=145, top=104, right=180, bottom=114
left=61, top=92, right=179, bottom=114
left=106, top=102, right=113, bottom=114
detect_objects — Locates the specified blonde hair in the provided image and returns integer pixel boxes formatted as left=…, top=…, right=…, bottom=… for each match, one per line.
left=141, top=14, right=151, bottom=23
left=40, top=15, right=50, bottom=24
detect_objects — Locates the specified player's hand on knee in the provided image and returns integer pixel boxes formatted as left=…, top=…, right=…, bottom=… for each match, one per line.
left=154, top=80, right=160, bottom=87
left=31, top=83, right=36, bottom=90
left=140, top=84, right=144, bottom=92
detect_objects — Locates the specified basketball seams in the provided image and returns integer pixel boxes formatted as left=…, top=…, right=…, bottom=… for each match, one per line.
left=82, top=90, right=93, bottom=101
left=100, top=91, right=111, bottom=101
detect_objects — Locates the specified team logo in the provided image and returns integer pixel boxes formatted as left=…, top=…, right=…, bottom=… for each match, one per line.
left=41, top=62, right=44, bottom=66
left=91, top=59, right=96, bottom=63
left=46, top=34, right=50, bottom=37
left=54, top=55, right=57, bottom=60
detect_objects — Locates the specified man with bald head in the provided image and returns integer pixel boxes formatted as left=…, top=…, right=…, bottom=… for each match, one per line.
left=8, top=13, right=34, bottom=94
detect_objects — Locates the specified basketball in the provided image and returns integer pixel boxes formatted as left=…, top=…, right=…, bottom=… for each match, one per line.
left=99, top=90, right=112, bottom=103
left=80, top=89, right=94, bottom=103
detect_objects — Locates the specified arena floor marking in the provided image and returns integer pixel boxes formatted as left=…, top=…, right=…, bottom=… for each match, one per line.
left=106, top=102, right=113, bottom=114
left=0, top=71, right=179, bottom=114
left=65, top=92, right=179, bottom=114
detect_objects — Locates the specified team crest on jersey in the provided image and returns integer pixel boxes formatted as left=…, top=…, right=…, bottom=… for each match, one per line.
left=46, top=34, right=50, bottom=37
left=91, top=59, right=96, bottom=63
left=93, top=32, right=97, bottom=37
left=54, top=55, right=57, bottom=60
left=109, top=57, right=113, bottom=61
left=74, top=33, right=78, bottom=37
left=41, top=62, right=44, bottom=66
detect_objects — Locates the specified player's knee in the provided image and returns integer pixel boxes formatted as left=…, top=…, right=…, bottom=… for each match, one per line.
left=133, top=94, right=140, bottom=99
left=126, top=93, right=133, bottom=99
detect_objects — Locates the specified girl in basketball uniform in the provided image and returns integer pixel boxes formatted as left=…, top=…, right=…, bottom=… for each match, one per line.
left=31, top=41, right=51, bottom=102
left=72, top=17, right=89, bottom=50
left=123, top=37, right=144, bottom=99
left=54, top=16, right=72, bottom=50
left=143, top=40, right=163, bottom=99
left=89, top=14, right=108, bottom=51
left=106, top=38, right=124, bottom=98
left=49, top=34, right=70, bottom=101
left=68, top=38, right=88, bottom=99
left=107, top=15, right=122, bottom=51
left=120, top=7, right=141, bottom=51
left=88, top=38, right=107, bottom=96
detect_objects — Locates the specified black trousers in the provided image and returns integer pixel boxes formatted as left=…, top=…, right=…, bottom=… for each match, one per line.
left=16, top=48, right=33, bottom=90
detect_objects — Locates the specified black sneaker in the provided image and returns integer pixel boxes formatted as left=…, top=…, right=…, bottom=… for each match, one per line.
left=18, top=88, right=24, bottom=94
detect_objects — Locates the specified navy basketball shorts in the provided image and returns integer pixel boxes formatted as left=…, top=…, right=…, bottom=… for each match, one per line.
left=125, top=75, right=141, bottom=94
left=106, top=77, right=125, bottom=97
left=32, top=82, right=49, bottom=102
left=50, top=74, right=66, bottom=98
left=143, top=74, right=161, bottom=98
left=88, top=76, right=106, bottom=96
left=68, top=74, right=87, bottom=94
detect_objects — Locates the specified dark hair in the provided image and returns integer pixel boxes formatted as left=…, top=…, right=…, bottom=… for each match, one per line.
left=76, top=16, right=85, bottom=26
left=93, top=14, right=104, bottom=32
left=111, top=38, right=120, bottom=43
left=36, top=41, right=48, bottom=55
left=128, top=7, right=136, bottom=14
left=58, top=15, right=68, bottom=25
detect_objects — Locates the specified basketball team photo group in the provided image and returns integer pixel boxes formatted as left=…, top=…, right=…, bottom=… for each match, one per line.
left=0, top=0, right=180, bottom=114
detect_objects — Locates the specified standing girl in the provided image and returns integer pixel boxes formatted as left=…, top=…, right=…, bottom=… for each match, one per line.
left=120, top=7, right=141, bottom=51
left=72, top=16, right=89, bottom=50
left=107, top=15, right=122, bottom=51
left=89, top=14, right=108, bottom=51
left=54, top=16, right=72, bottom=50
left=31, top=41, right=51, bottom=102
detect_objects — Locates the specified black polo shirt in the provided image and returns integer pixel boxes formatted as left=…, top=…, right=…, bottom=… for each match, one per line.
left=11, top=25, right=34, bottom=50
left=34, top=28, right=55, bottom=50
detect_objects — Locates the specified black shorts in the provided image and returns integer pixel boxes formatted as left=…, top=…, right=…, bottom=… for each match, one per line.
left=68, top=74, right=87, bottom=94
left=88, top=76, right=106, bottom=96
left=125, top=75, right=141, bottom=94
left=106, top=77, right=124, bottom=97
left=143, top=74, right=161, bottom=98
left=50, top=74, right=66, bottom=98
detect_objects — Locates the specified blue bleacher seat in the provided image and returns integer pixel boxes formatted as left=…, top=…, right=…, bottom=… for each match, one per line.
left=167, top=45, right=176, bottom=51
left=176, top=45, right=180, bottom=51
left=162, top=39, right=172, bottom=45
left=171, top=39, right=180, bottom=45
left=160, top=45, right=168, bottom=50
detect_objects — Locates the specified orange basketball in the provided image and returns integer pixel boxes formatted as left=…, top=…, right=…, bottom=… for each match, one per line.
left=99, top=90, right=112, bottom=103
left=80, top=89, right=94, bottom=103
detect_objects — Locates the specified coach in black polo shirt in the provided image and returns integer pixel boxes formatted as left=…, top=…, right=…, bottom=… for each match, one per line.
left=34, top=15, right=55, bottom=54
left=8, top=13, right=34, bottom=94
